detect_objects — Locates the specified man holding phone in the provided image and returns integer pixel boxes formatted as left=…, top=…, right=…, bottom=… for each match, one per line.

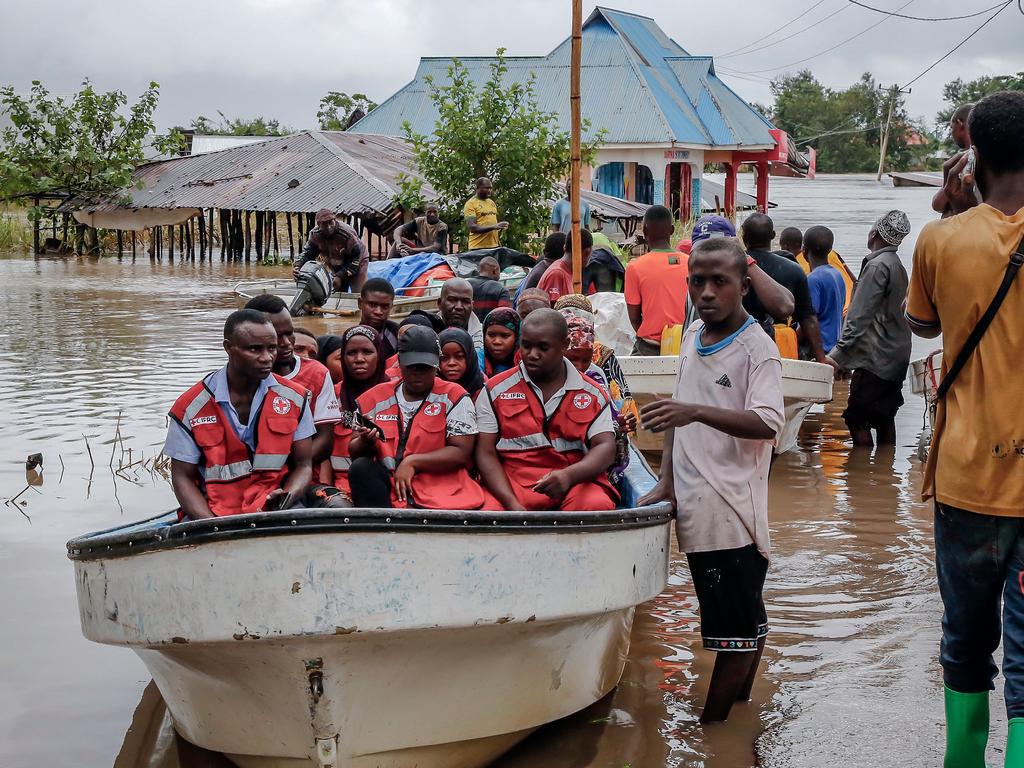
left=347, top=326, right=485, bottom=509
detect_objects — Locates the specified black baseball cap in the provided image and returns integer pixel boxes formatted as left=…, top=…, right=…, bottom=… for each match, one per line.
left=397, top=325, right=440, bottom=368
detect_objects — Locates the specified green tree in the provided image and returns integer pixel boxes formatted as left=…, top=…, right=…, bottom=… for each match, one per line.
left=189, top=111, right=292, bottom=136
left=317, top=92, right=377, bottom=131
left=936, top=72, right=1024, bottom=148
left=0, top=79, right=183, bottom=249
left=403, top=49, right=601, bottom=250
left=768, top=70, right=918, bottom=173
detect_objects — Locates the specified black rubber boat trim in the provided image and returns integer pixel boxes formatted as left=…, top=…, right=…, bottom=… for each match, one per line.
left=67, top=503, right=676, bottom=561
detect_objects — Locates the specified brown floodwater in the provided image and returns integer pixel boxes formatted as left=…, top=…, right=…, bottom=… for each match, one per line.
left=0, top=175, right=1009, bottom=767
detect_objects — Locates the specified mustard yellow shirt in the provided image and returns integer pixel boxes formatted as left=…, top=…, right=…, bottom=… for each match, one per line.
left=906, top=203, right=1024, bottom=516
left=463, top=196, right=500, bottom=250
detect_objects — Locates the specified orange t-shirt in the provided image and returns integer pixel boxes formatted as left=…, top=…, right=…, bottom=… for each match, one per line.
left=906, top=203, right=1024, bottom=516
left=624, top=249, right=689, bottom=342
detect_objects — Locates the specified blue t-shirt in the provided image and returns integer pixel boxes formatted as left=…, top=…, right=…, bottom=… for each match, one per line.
left=551, top=198, right=591, bottom=233
left=807, top=265, right=847, bottom=352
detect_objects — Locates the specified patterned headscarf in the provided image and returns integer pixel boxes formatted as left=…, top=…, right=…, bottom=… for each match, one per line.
left=482, top=307, right=521, bottom=336
left=554, top=293, right=596, bottom=323
left=874, top=210, right=911, bottom=246
left=343, top=324, right=377, bottom=345
left=560, top=309, right=595, bottom=350
left=337, top=325, right=386, bottom=412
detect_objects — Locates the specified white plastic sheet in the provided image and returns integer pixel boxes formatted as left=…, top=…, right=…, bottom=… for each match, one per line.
left=589, top=292, right=635, bottom=357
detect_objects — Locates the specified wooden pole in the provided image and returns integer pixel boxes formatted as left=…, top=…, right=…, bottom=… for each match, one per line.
left=244, top=211, right=252, bottom=261
left=876, top=85, right=897, bottom=182
left=286, top=212, right=295, bottom=259
left=32, top=197, right=40, bottom=255
left=272, top=212, right=279, bottom=258
left=569, top=0, right=583, bottom=294
left=207, top=208, right=214, bottom=259
left=131, top=230, right=137, bottom=259
left=198, top=210, right=206, bottom=260
left=254, top=210, right=264, bottom=261
left=116, top=229, right=123, bottom=255
left=167, top=225, right=174, bottom=260
left=219, top=210, right=229, bottom=260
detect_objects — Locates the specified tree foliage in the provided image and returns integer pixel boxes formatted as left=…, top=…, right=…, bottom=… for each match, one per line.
left=766, top=70, right=934, bottom=173
left=188, top=111, right=291, bottom=136
left=403, top=49, right=601, bottom=251
left=317, top=92, right=377, bottom=131
left=937, top=72, right=1024, bottom=148
left=0, top=79, right=182, bottom=216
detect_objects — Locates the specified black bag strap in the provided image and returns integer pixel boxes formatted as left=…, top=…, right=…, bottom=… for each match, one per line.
left=935, top=237, right=1024, bottom=400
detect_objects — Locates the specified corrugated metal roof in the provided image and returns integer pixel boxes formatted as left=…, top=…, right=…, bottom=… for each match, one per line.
left=70, top=131, right=437, bottom=219
left=352, top=6, right=774, bottom=149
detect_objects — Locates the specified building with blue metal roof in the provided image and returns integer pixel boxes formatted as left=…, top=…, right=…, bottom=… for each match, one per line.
left=351, top=6, right=788, bottom=220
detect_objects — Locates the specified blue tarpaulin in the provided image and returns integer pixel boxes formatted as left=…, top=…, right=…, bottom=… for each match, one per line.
left=366, top=253, right=446, bottom=294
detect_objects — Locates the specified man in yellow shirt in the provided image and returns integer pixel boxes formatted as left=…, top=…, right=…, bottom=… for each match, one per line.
left=905, top=91, right=1024, bottom=768
left=463, top=177, right=508, bottom=250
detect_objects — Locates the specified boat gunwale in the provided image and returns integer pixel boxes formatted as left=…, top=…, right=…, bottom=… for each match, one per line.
left=67, top=503, right=675, bottom=561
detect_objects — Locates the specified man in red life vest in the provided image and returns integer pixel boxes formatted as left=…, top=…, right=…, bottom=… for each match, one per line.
left=347, top=326, right=485, bottom=509
left=475, top=308, right=618, bottom=511
left=245, top=294, right=341, bottom=466
left=164, top=309, right=315, bottom=518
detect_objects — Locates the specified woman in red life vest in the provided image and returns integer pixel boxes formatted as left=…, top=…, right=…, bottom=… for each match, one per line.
left=324, top=325, right=387, bottom=495
left=439, top=328, right=486, bottom=399
left=164, top=309, right=314, bottom=518
left=479, top=307, right=521, bottom=377
left=475, top=308, right=618, bottom=512
left=348, top=326, right=485, bottom=510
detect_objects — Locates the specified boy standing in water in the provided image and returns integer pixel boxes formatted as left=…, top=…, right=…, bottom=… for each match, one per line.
left=640, top=237, right=784, bottom=723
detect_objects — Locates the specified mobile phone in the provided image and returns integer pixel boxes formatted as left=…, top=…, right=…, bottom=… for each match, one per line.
left=960, top=147, right=976, bottom=180
left=348, top=411, right=385, bottom=440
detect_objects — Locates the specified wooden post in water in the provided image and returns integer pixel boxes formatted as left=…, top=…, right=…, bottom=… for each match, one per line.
left=244, top=211, right=252, bottom=261
left=116, top=229, right=123, bottom=255
left=131, top=230, right=137, bottom=259
left=272, top=212, right=279, bottom=259
left=569, top=0, right=583, bottom=294
left=286, top=212, right=295, bottom=259
left=207, top=208, right=214, bottom=259
left=219, top=210, right=229, bottom=260
left=254, top=211, right=264, bottom=261
left=167, top=225, right=174, bottom=261
left=32, top=197, right=40, bottom=255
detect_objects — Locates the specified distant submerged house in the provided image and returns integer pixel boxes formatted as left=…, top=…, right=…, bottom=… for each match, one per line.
left=351, top=6, right=792, bottom=220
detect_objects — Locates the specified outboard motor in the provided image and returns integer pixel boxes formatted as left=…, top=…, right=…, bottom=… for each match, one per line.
left=288, top=261, right=334, bottom=316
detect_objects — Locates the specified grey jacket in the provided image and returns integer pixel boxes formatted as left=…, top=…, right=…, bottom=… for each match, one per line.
left=829, top=246, right=912, bottom=382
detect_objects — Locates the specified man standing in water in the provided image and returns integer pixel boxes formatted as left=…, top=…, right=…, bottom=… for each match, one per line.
left=463, top=177, right=508, bottom=250
left=164, top=309, right=315, bottom=518
left=293, top=208, right=369, bottom=292
left=906, top=91, right=1024, bottom=767
left=827, top=212, right=911, bottom=447
left=639, top=237, right=784, bottom=723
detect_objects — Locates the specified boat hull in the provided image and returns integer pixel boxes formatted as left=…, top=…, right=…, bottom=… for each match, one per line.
left=618, top=355, right=834, bottom=454
left=70, top=500, right=671, bottom=768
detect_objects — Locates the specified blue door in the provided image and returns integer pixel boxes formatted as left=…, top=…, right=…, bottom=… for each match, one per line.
left=593, top=162, right=625, bottom=199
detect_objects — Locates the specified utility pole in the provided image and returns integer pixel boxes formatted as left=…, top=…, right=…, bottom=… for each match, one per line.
left=877, top=84, right=910, bottom=181
left=569, top=0, right=583, bottom=294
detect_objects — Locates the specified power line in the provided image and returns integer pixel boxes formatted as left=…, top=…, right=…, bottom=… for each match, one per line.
left=848, top=0, right=1009, bottom=21
left=714, top=0, right=834, bottom=58
left=795, top=123, right=883, bottom=145
left=900, top=1, right=1014, bottom=88
left=729, top=0, right=916, bottom=75
left=718, top=2, right=853, bottom=60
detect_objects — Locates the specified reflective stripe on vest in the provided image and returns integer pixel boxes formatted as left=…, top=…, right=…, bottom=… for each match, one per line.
left=382, top=456, right=397, bottom=471
left=182, top=388, right=213, bottom=428
left=206, top=459, right=254, bottom=482
left=489, top=369, right=524, bottom=398
left=365, top=396, right=399, bottom=421
left=269, top=383, right=305, bottom=408
left=252, top=454, right=289, bottom=471
left=551, top=437, right=586, bottom=453
left=495, top=432, right=550, bottom=451
left=331, top=456, right=352, bottom=471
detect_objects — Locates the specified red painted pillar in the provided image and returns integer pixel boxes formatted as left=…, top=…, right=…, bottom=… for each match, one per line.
left=680, top=162, right=693, bottom=222
left=724, top=162, right=737, bottom=219
left=755, top=161, right=770, bottom=214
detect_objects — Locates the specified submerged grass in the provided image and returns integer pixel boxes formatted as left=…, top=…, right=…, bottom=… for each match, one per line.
left=0, top=208, right=32, bottom=250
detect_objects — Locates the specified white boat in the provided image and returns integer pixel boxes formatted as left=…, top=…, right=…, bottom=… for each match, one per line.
left=618, top=355, right=834, bottom=454
left=68, top=451, right=672, bottom=768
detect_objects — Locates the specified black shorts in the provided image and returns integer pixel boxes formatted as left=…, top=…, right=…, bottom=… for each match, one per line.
left=843, top=368, right=904, bottom=429
left=686, top=544, right=769, bottom=652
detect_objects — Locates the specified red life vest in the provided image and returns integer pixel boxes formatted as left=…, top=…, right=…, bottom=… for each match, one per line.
left=168, top=374, right=308, bottom=517
left=484, top=364, right=616, bottom=494
left=356, top=378, right=485, bottom=510
left=484, top=350, right=521, bottom=378
left=281, top=356, right=335, bottom=421
left=330, top=382, right=354, bottom=493
left=384, top=353, right=401, bottom=381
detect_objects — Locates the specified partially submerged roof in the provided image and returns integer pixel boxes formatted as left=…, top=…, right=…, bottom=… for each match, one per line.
left=352, top=6, right=775, bottom=149
left=72, top=131, right=436, bottom=221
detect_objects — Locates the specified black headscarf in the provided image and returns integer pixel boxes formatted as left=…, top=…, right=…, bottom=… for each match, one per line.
left=316, top=334, right=345, bottom=367
left=438, top=328, right=485, bottom=397
left=401, top=309, right=445, bottom=333
left=337, top=325, right=387, bottom=412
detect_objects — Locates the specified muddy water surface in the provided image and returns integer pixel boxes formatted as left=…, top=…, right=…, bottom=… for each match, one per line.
left=0, top=175, right=1004, bottom=767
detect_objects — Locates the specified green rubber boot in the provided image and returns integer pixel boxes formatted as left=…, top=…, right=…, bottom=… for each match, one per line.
left=1006, top=718, right=1024, bottom=768
left=945, top=686, right=990, bottom=768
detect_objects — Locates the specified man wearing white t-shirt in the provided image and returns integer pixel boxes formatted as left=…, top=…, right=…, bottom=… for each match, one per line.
left=640, top=237, right=784, bottom=724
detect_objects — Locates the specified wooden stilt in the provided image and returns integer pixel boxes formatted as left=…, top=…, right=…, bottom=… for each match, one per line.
left=116, top=230, right=123, bottom=255
left=233, top=210, right=244, bottom=260
left=244, top=211, right=252, bottom=261
left=32, top=197, right=40, bottom=255
left=198, top=211, right=206, bottom=260
left=131, top=230, right=137, bottom=259
left=254, top=211, right=264, bottom=261
left=272, top=212, right=279, bottom=258
left=219, top=210, right=228, bottom=260
left=286, top=212, right=294, bottom=259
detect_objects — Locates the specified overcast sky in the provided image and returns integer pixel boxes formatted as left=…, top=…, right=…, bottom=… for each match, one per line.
left=2, top=0, right=1021, bottom=133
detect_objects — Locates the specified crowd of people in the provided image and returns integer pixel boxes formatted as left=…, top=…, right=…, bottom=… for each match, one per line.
left=161, top=90, right=1024, bottom=755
